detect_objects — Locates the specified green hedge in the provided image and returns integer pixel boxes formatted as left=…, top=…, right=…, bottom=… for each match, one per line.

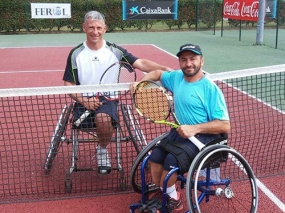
left=0, top=0, right=284, bottom=33
left=0, top=0, right=221, bottom=32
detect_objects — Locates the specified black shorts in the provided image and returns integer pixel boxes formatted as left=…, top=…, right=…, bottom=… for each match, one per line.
left=72, top=96, right=119, bottom=129
left=150, top=128, right=224, bottom=173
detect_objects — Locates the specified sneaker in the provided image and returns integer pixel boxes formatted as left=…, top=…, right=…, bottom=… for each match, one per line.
left=167, top=192, right=183, bottom=212
left=96, top=148, right=111, bottom=174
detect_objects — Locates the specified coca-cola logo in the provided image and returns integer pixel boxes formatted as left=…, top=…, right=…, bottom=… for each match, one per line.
left=241, top=1, right=259, bottom=18
left=224, top=1, right=240, bottom=17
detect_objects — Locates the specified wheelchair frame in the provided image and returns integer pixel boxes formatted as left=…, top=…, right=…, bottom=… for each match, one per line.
left=43, top=102, right=145, bottom=193
left=129, top=133, right=258, bottom=213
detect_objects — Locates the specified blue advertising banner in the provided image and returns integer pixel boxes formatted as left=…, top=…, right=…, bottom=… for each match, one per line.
left=122, top=0, right=178, bottom=20
left=266, top=0, right=277, bottom=18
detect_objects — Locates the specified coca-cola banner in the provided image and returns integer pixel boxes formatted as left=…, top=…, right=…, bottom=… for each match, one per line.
left=223, top=0, right=259, bottom=21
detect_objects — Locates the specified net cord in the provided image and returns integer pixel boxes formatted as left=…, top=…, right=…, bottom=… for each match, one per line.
left=0, top=64, right=284, bottom=98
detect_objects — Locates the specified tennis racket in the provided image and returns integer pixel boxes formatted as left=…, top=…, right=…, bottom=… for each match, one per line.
left=74, top=61, right=136, bottom=127
left=133, top=80, right=205, bottom=150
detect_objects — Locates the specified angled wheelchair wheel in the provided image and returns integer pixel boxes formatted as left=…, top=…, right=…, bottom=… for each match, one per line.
left=121, top=104, right=147, bottom=154
left=43, top=104, right=73, bottom=174
left=186, top=145, right=258, bottom=213
left=130, top=132, right=169, bottom=194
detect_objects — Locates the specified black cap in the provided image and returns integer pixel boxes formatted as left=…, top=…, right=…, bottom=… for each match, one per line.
left=176, top=44, right=202, bottom=57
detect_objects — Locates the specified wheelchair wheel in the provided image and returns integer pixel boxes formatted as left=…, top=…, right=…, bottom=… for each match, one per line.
left=130, top=132, right=169, bottom=194
left=121, top=104, right=147, bottom=154
left=43, top=104, right=73, bottom=174
left=186, top=145, right=258, bottom=213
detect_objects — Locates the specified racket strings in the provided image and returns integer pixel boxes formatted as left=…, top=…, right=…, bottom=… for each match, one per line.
left=135, top=83, right=170, bottom=121
left=100, top=62, right=136, bottom=84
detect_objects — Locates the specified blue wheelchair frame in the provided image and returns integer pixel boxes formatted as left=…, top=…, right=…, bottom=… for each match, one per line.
left=129, top=134, right=258, bottom=213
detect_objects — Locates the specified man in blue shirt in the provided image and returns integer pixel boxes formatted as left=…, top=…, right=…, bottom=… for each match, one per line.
left=131, top=44, right=230, bottom=212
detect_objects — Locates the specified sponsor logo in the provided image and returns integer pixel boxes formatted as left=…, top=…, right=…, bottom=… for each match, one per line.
left=34, top=7, right=66, bottom=16
left=129, top=6, right=139, bottom=15
left=31, top=3, right=71, bottom=19
left=129, top=5, right=172, bottom=15
left=241, top=1, right=259, bottom=18
left=182, top=45, right=195, bottom=50
left=92, top=57, right=99, bottom=62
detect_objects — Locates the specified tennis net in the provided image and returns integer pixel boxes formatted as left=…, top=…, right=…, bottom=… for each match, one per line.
left=0, top=64, right=285, bottom=203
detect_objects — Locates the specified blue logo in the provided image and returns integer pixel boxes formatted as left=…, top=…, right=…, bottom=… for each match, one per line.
left=129, top=6, right=139, bottom=15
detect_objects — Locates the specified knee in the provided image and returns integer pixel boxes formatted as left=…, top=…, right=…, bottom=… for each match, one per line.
left=163, top=154, right=179, bottom=171
left=95, top=113, right=112, bottom=125
left=149, top=147, right=166, bottom=165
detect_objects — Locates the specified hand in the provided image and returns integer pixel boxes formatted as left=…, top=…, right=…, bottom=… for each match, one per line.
left=165, top=67, right=173, bottom=71
left=83, top=97, right=102, bottom=111
left=129, top=82, right=139, bottom=94
left=177, top=125, right=197, bottom=139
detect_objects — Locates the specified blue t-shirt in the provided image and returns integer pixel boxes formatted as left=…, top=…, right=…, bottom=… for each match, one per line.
left=161, top=70, right=229, bottom=125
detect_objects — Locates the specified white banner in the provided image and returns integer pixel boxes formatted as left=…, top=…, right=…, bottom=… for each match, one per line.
left=31, top=3, right=71, bottom=19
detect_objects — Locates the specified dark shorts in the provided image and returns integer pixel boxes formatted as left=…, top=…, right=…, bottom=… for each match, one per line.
left=149, top=128, right=225, bottom=173
left=72, top=96, right=119, bottom=129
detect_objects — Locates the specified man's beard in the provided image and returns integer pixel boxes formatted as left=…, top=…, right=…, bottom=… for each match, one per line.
left=181, top=64, right=201, bottom=77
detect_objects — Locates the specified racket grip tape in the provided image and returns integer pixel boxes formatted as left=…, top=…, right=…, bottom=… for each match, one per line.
left=74, top=110, right=90, bottom=127
left=188, top=136, right=205, bottom=151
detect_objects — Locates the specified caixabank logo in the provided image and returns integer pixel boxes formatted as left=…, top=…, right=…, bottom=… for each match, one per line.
left=129, top=6, right=140, bottom=15
left=122, top=0, right=178, bottom=20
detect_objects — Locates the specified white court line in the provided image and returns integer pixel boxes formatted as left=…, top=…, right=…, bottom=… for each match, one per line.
left=0, top=69, right=63, bottom=74
left=256, top=178, right=285, bottom=212
left=151, top=44, right=178, bottom=59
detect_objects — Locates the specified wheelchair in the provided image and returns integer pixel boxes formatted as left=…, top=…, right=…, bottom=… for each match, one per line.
left=43, top=102, right=146, bottom=193
left=129, top=133, right=258, bottom=213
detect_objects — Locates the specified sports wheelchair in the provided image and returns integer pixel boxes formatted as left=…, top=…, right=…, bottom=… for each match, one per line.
left=43, top=102, right=146, bottom=193
left=130, top=133, right=258, bottom=213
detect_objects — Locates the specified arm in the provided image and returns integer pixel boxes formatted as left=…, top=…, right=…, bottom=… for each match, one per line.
left=132, top=59, right=172, bottom=73
left=177, top=120, right=231, bottom=138
left=64, top=81, right=102, bottom=110
left=111, top=43, right=172, bottom=72
left=129, top=70, right=165, bottom=93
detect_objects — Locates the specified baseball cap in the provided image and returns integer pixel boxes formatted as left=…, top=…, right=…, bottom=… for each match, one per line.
left=176, top=44, right=202, bottom=57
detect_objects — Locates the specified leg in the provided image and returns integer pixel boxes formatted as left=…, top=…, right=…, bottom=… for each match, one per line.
left=130, top=133, right=169, bottom=194
left=94, top=112, right=113, bottom=174
left=92, top=99, right=119, bottom=174
left=150, top=150, right=180, bottom=195
left=149, top=149, right=183, bottom=212
left=94, top=112, right=113, bottom=148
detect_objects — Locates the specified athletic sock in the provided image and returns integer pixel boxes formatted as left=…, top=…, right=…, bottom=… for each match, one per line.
left=166, top=185, right=178, bottom=200
left=97, top=145, right=107, bottom=153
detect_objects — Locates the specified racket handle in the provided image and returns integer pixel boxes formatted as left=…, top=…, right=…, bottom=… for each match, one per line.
left=188, top=136, right=205, bottom=151
left=74, top=110, right=90, bottom=127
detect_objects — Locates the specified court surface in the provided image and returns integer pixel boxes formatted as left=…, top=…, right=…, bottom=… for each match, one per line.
left=0, top=32, right=285, bottom=212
